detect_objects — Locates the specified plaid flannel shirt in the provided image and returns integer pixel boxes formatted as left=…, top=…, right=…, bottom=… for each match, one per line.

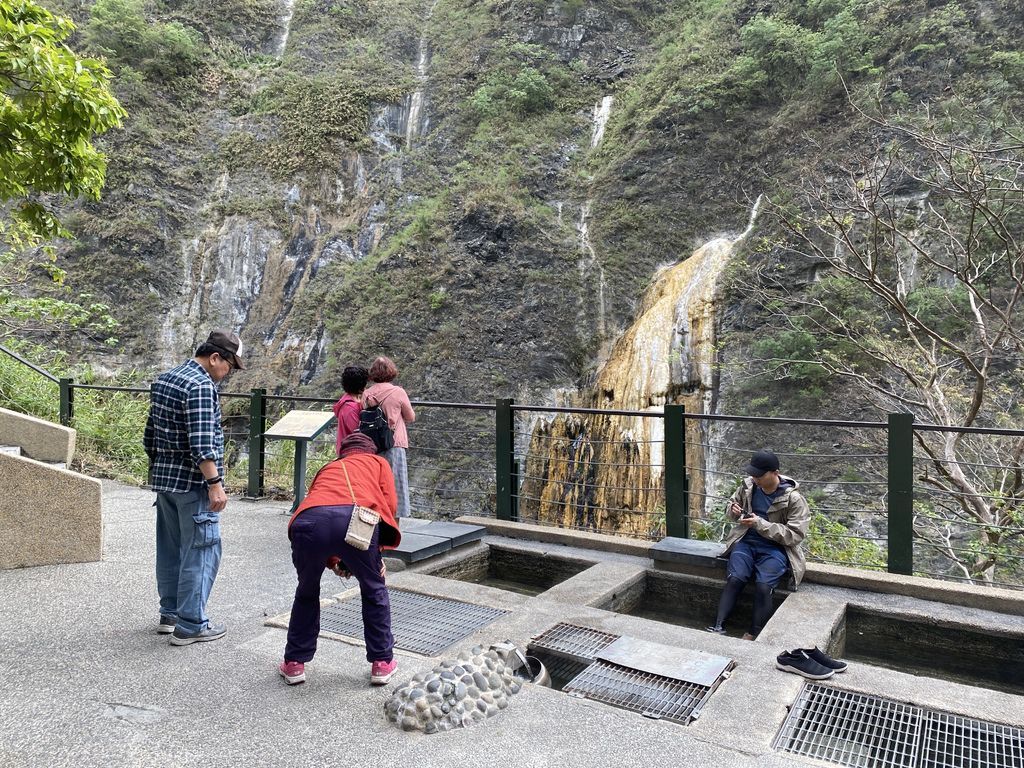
left=143, top=360, right=224, bottom=494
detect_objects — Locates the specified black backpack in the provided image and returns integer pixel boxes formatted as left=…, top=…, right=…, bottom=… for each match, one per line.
left=358, top=400, right=394, bottom=454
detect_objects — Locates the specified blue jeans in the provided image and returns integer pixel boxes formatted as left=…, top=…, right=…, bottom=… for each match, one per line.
left=727, top=534, right=788, bottom=586
left=155, top=488, right=222, bottom=634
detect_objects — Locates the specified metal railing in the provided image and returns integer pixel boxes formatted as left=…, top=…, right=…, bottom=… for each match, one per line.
left=2, top=342, right=1022, bottom=589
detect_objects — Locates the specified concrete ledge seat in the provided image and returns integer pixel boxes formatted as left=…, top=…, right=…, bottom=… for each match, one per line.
left=388, top=520, right=486, bottom=564
left=0, top=407, right=75, bottom=465
left=651, top=537, right=727, bottom=568
left=651, top=536, right=796, bottom=591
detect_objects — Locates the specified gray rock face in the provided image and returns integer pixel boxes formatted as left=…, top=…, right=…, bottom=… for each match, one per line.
left=383, top=644, right=525, bottom=734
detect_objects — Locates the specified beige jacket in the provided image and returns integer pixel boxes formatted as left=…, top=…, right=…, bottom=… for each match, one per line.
left=722, top=474, right=810, bottom=586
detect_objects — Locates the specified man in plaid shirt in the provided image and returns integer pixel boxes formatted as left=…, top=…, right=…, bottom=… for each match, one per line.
left=144, top=330, right=244, bottom=645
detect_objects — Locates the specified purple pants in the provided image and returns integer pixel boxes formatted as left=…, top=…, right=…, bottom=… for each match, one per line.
left=285, top=505, right=393, bottom=664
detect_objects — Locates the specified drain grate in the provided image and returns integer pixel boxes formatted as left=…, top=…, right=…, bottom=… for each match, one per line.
left=529, top=622, right=621, bottom=663
left=563, top=660, right=712, bottom=725
left=921, top=711, right=1024, bottom=768
left=775, top=684, right=1024, bottom=768
left=319, top=588, right=508, bottom=656
left=530, top=649, right=590, bottom=690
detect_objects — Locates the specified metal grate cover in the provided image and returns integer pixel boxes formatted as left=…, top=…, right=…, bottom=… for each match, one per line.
left=319, top=588, right=508, bottom=656
left=530, top=650, right=591, bottom=690
left=563, top=660, right=713, bottom=725
left=775, top=684, right=1024, bottom=768
left=921, top=711, right=1024, bottom=768
left=529, top=622, right=621, bottom=663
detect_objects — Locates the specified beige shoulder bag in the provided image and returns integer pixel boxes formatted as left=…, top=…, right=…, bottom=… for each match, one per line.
left=341, top=461, right=380, bottom=551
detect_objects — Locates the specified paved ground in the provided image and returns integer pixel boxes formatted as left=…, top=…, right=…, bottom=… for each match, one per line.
left=1, top=481, right=1021, bottom=768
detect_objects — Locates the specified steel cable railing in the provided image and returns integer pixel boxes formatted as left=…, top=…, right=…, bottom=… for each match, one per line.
left=2, top=341, right=1024, bottom=588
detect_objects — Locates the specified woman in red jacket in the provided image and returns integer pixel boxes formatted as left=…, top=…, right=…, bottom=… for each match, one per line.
left=278, top=432, right=401, bottom=687
left=331, top=365, right=368, bottom=456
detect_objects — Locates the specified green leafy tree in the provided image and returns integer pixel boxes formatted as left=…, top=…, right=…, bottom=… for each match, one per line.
left=0, top=0, right=125, bottom=336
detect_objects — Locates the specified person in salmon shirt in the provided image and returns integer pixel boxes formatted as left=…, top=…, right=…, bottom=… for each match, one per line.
left=332, top=365, right=368, bottom=456
left=362, top=356, right=416, bottom=520
left=278, top=432, right=401, bottom=687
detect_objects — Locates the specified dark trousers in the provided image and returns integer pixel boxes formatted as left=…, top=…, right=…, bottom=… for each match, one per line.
left=285, top=505, right=393, bottom=664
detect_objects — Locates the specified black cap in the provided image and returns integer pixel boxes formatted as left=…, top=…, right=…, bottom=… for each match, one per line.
left=204, top=329, right=245, bottom=370
left=745, top=449, right=779, bottom=477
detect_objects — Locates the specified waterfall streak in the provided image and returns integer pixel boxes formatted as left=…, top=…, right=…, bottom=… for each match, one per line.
left=405, top=0, right=439, bottom=147
left=576, top=203, right=608, bottom=342
left=275, top=0, right=296, bottom=58
left=591, top=96, right=614, bottom=149
left=735, top=194, right=764, bottom=244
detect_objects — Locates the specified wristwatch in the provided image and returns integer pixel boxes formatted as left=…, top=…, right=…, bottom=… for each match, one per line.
left=204, top=475, right=223, bottom=487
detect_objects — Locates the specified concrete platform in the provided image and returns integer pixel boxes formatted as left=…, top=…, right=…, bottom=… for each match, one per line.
left=388, top=521, right=485, bottom=563
left=1, top=480, right=1022, bottom=768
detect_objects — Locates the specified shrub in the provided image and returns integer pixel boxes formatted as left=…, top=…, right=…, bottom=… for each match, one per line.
left=751, top=329, right=830, bottom=385
left=470, top=66, right=554, bottom=118
left=85, top=0, right=204, bottom=81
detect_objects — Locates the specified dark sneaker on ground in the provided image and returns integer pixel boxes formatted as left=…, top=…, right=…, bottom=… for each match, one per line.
left=776, top=650, right=835, bottom=680
left=157, top=615, right=176, bottom=635
left=706, top=625, right=726, bottom=634
left=169, top=622, right=227, bottom=646
left=370, top=659, right=397, bottom=685
left=279, top=660, right=306, bottom=685
left=801, top=646, right=848, bottom=672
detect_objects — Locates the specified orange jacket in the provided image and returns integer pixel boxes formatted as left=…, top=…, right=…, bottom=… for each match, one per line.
left=289, top=454, right=401, bottom=549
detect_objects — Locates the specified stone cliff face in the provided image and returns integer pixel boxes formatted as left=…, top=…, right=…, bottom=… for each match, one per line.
left=50, top=0, right=1024, bottom=516
left=56, top=0, right=675, bottom=402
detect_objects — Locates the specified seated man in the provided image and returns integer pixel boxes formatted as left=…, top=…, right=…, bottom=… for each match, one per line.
left=707, top=449, right=810, bottom=639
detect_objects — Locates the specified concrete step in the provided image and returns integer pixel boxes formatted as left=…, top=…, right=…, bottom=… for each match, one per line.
left=1, top=444, right=64, bottom=468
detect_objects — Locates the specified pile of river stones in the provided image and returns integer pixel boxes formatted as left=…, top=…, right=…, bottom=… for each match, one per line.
left=384, top=644, right=524, bottom=733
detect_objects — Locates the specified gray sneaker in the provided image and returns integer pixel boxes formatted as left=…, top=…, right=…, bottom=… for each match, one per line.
left=157, top=615, right=176, bottom=635
left=169, top=622, right=226, bottom=646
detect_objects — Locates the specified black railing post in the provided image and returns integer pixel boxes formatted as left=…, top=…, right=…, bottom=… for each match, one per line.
left=887, top=412, right=915, bottom=575
left=247, top=388, right=267, bottom=498
left=664, top=403, right=688, bottom=538
left=496, top=398, right=515, bottom=521
left=59, top=378, right=74, bottom=426
left=511, top=458, right=520, bottom=521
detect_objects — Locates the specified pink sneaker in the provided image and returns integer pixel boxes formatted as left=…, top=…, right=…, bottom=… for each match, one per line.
left=370, top=659, right=397, bottom=685
left=279, top=660, right=306, bottom=685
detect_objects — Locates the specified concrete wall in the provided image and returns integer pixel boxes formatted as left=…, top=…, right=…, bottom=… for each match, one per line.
left=0, top=452, right=102, bottom=569
left=0, top=407, right=76, bottom=465
left=458, top=515, right=1024, bottom=616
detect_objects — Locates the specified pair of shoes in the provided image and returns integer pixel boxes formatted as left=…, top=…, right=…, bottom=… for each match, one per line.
left=705, top=625, right=726, bottom=634
left=776, top=647, right=847, bottom=679
left=799, top=646, right=847, bottom=673
left=157, top=615, right=176, bottom=635
left=169, top=622, right=227, bottom=646
left=279, top=660, right=306, bottom=685
left=370, top=659, right=398, bottom=685
left=776, top=649, right=835, bottom=679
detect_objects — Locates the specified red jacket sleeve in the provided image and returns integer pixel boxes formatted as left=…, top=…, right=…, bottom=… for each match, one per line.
left=340, top=398, right=361, bottom=437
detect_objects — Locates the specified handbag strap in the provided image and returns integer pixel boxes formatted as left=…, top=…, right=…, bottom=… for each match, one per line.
left=339, top=461, right=358, bottom=506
